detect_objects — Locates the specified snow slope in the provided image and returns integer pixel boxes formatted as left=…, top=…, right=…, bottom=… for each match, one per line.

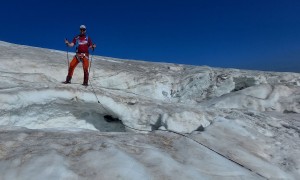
left=0, top=41, right=299, bottom=179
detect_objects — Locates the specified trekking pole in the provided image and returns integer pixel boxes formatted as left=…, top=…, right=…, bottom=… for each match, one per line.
left=65, top=38, right=70, bottom=70
left=88, top=49, right=93, bottom=74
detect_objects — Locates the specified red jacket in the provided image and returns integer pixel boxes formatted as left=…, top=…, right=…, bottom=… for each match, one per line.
left=72, top=34, right=92, bottom=54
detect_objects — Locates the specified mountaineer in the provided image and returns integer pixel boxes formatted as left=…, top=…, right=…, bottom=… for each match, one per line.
left=64, top=25, right=96, bottom=86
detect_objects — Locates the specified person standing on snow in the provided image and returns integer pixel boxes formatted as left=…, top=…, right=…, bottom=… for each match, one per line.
left=64, top=25, right=96, bottom=86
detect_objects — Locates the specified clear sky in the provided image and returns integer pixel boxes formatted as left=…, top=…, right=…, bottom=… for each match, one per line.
left=1, top=0, right=300, bottom=72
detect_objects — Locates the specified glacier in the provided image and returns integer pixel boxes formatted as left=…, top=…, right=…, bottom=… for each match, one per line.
left=0, top=40, right=299, bottom=179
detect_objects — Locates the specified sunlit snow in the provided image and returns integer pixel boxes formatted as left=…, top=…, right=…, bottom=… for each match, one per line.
left=0, top=41, right=299, bottom=179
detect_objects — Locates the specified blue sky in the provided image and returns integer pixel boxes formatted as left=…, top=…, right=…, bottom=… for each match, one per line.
left=1, top=0, right=300, bottom=72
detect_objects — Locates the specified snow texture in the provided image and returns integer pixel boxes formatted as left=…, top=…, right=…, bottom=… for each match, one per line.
left=0, top=40, right=300, bottom=179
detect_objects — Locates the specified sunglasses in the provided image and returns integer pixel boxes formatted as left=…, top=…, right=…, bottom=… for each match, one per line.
left=80, top=29, right=86, bottom=31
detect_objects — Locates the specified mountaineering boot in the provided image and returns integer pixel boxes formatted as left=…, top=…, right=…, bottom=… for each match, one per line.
left=63, top=76, right=71, bottom=84
left=82, top=76, right=88, bottom=86
left=82, top=72, right=88, bottom=86
left=82, top=82, right=88, bottom=86
left=82, top=79, right=88, bottom=86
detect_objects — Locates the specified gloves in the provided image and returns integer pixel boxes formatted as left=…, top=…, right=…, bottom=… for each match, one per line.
left=91, top=44, right=96, bottom=51
left=65, top=39, right=69, bottom=46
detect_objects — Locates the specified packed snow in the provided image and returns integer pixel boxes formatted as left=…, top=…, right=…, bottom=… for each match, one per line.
left=0, top=40, right=299, bottom=179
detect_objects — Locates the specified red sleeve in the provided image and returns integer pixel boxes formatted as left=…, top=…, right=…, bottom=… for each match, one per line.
left=72, top=36, right=77, bottom=44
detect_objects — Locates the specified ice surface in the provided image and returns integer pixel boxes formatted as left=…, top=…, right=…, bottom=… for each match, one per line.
left=0, top=40, right=300, bottom=179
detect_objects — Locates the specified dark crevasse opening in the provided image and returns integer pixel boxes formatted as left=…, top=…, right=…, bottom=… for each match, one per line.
left=1, top=99, right=126, bottom=132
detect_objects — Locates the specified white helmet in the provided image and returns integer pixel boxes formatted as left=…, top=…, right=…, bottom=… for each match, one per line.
left=80, top=25, right=86, bottom=29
